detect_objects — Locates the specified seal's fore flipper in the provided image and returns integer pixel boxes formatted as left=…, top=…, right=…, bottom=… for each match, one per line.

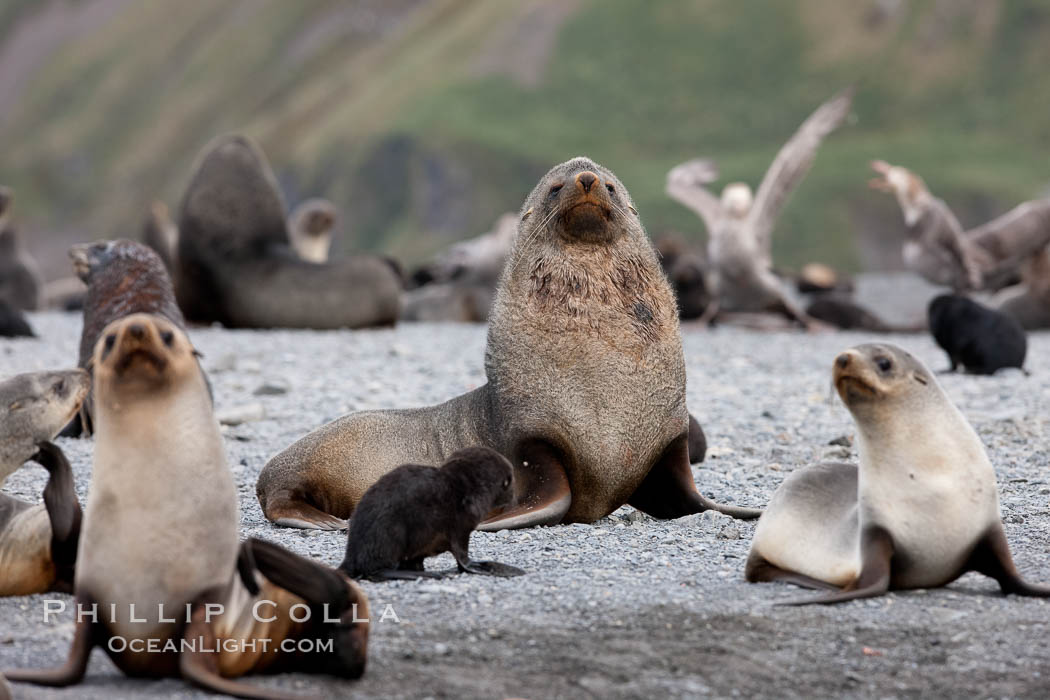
left=262, top=489, right=349, bottom=531
left=35, top=441, right=81, bottom=591
left=628, top=433, right=762, bottom=520
left=687, top=413, right=706, bottom=464
left=4, top=593, right=94, bottom=686
left=448, top=529, right=525, bottom=577
left=775, top=526, right=893, bottom=606
left=966, top=524, right=1050, bottom=597
left=476, top=440, right=571, bottom=531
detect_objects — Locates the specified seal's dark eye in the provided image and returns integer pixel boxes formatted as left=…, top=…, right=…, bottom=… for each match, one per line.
left=502, top=477, right=511, bottom=489
left=606, top=183, right=615, bottom=194
left=104, top=334, right=116, bottom=352
left=876, top=357, right=892, bottom=372
left=161, top=330, right=174, bottom=347
left=53, top=379, right=66, bottom=395
left=549, top=183, right=563, bottom=197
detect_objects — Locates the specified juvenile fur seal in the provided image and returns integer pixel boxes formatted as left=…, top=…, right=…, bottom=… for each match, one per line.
left=176, top=134, right=400, bottom=329
left=928, top=294, right=1026, bottom=374
left=258, top=157, right=758, bottom=531
left=288, top=198, right=337, bottom=264
left=340, top=447, right=525, bottom=580
left=69, top=239, right=196, bottom=436
left=0, top=188, right=44, bottom=312
left=746, top=343, right=1050, bottom=604
left=6, top=314, right=370, bottom=697
left=0, top=370, right=89, bottom=596
left=0, top=442, right=82, bottom=596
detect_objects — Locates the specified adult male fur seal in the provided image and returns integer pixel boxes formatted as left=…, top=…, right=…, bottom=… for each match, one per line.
left=176, top=134, right=400, bottom=329
left=746, top=343, right=1050, bottom=604
left=6, top=314, right=369, bottom=697
left=258, top=157, right=758, bottom=531
left=0, top=370, right=89, bottom=596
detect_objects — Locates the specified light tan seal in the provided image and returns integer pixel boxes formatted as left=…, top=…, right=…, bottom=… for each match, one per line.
left=288, top=198, right=337, bottom=264
left=5, top=314, right=369, bottom=698
left=0, top=370, right=89, bottom=596
left=257, top=156, right=759, bottom=531
left=746, top=342, right=1050, bottom=604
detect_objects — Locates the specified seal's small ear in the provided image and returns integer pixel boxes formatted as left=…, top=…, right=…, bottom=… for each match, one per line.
left=522, top=207, right=533, bottom=221
left=628, top=205, right=638, bottom=215
left=912, top=372, right=928, bottom=386
left=192, top=349, right=205, bottom=359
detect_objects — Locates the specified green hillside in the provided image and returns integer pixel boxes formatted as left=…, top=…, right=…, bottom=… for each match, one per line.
left=2, top=0, right=1049, bottom=277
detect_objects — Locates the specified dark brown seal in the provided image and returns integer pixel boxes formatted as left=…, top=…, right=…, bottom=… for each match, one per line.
left=175, top=134, right=401, bottom=329
left=0, top=187, right=43, bottom=311
left=340, top=447, right=525, bottom=580
left=257, top=157, right=758, bottom=531
left=68, top=239, right=195, bottom=436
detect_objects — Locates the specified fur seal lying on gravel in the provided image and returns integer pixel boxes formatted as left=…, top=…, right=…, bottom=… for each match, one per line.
left=0, top=370, right=89, bottom=596
left=6, top=314, right=369, bottom=697
left=0, top=442, right=82, bottom=596
left=69, top=239, right=197, bottom=435
left=340, top=447, right=525, bottom=580
left=176, top=134, right=400, bottom=329
left=288, top=198, right=337, bottom=264
left=746, top=343, right=1050, bottom=604
left=928, top=294, right=1026, bottom=374
left=258, top=157, right=758, bottom=531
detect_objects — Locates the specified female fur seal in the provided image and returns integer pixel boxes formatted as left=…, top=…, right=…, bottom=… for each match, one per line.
left=6, top=314, right=369, bottom=698
left=0, top=369, right=89, bottom=596
left=176, top=134, right=400, bottom=329
left=340, top=447, right=525, bottom=580
left=258, top=157, right=759, bottom=531
left=746, top=342, right=1050, bottom=604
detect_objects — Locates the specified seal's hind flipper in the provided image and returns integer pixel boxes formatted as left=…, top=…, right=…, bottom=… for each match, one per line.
left=458, top=560, right=526, bottom=578
left=966, top=524, right=1050, bottom=597
left=744, top=556, right=840, bottom=591
left=262, top=490, right=348, bottom=531
left=688, top=413, right=706, bottom=464
left=629, top=433, right=762, bottom=520
left=476, top=440, right=571, bottom=531
left=247, top=538, right=350, bottom=609
left=4, top=594, right=94, bottom=687
left=775, top=526, right=893, bottom=606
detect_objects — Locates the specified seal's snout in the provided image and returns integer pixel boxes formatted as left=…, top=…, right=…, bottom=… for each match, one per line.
left=836, top=353, right=850, bottom=369
left=127, top=323, right=146, bottom=340
left=576, top=171, right=598, bottom=193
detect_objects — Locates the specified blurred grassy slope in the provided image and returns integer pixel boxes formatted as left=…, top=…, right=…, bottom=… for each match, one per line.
left=1, top=0, right=1048, bottom=277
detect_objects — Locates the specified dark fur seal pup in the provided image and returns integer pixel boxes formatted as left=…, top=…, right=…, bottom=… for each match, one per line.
left=69, top=239, right=194, bottom=436
left=258, top=157, right=758, bottom=531
left=6, top=314, right=370, bottom=698
left=746, top=343, right=1050, bottom=605
left=340, top=447, right=525, bottom=580
left=176, top=134, right=400, bottom=329
left=0, top=299, right=33, bottom=337
left=928, top=294, right=1026, bottom=374
left=0, top=370, right=89, bottom=596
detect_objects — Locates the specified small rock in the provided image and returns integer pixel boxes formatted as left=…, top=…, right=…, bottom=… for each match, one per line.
left=433, top=643, right=450, bottom=655
left=217, top=403, right=266, bottom=426
left=822, top=446, right=852, bottom=460
left=253, top=381, right=289, bottom=396
left=828, top=434, right=852, bottom=447
left=718, top=526, right=741, bottom=540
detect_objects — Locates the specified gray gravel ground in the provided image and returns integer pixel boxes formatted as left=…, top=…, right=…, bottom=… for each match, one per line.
left=1, top=309, right=1049, bottom=699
